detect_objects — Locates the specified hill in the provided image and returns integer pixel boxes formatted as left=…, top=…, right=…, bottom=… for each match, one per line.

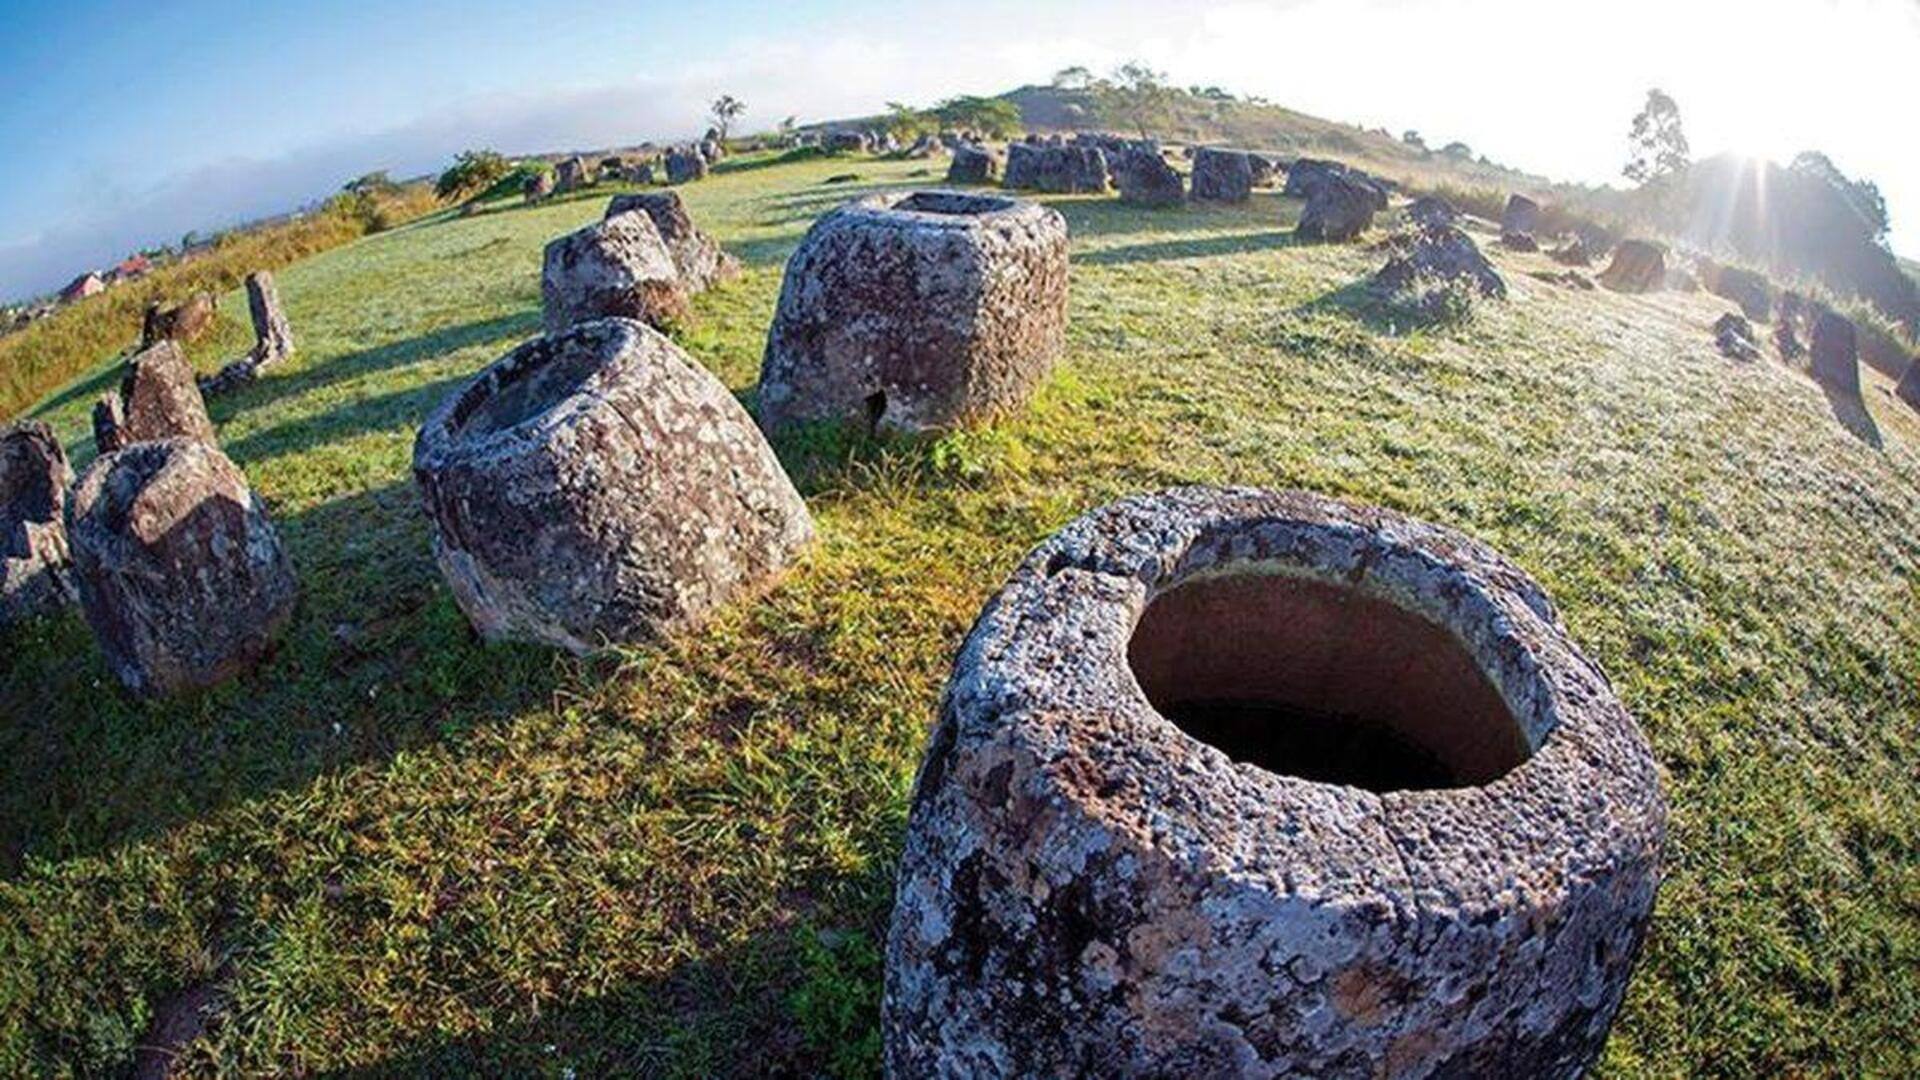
left=3, top=152, right=1918, bottom=1076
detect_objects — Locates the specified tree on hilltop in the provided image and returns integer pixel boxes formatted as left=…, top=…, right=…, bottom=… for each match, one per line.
left=1090, top=62, right=1176, bottom=140
left=435, top=150, right=510, bottom=201
left=1052, top=66, right=1093, bottom=90
left=932, top=95, right=1022, bottom=139
left=1623, top=89, right=1690, bottom=186
left=1791, top=151, right=1890, bottom=246
left=710, top=95, right=746, bottom=142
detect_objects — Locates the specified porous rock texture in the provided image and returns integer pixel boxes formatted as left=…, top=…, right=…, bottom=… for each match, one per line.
left=1190, top=148, right=1254, bottom=203
left=1713, top=313, right=1761, bottom=361
left=1296, top=174, right=1378, bottom=243
left=1502, top=193, right=1542, bottom=236
left=95, top=339, right=217, bottom=454
left=885, top=486, right=1666, bottom=1079
left=665, top=149, right=708, bottom=184
left=142, top=292, right=218, bottom=348
left=946, top=144, right=1002, bottom=185
left=555, top=156, right=590, bottom=193
left=603, top=191, right=739, bottom=293
left=0, top=420, right=77, bottom=626
left=1598, top=239, right=1667, bottom=294
left=1406, top=196, right=1458, bottom=231
left=413, top=318, right=813, bottom=654
left=541, top=211, right=688, bottom=334
left=1112, top=148, right=1184, bottom=207
left=1809, top=306, right=1861, bottom=397
left=1373, top=223, right=1506, bottom=299
left=758, top=190, right=1068, bottom=434
left=1284, top=159, right=1389, bottom=210
left=68, top=438, right=296, bottom=697
left=1003, top=143, right=1108, bottom=194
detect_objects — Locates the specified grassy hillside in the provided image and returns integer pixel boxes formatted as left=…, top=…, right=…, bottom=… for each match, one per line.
left=3, top=153, right=1919, bottom=1076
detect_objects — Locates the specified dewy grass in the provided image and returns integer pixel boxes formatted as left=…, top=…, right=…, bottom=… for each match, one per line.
left=3, top=152, right=1919, bottom=1077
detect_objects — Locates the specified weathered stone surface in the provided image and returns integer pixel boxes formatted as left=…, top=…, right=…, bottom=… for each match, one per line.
left=759, top=190, right=1068, bottom=434
left=699, top=139, right=723, bottom=164
left=665, top=149, right=708, bottom=184
left=413, top=318, right=813, bottom=654
left=1530, top=269, right=1597, bottom=291
left=244, top=270, right=295, bottom=368
left=600, top=156, right=627, bottom=178
left=540, top=211, right=688, bottom=334
left=1897, top=360, right=1920, bottom=412
left=523, top=169, right=554, bottom=203
left=828, top=130, right=870, bottom=154
left=1406, top=195, right=1458, bottom=230
left=1284, top=159, right=1389, bottom=210
left=1190, top=148, right=1254, bottom=203
left=905, top=134, right=946, bottom=159
left=142, top=292, right=218, bottom=348
left=1003, top=143, right=1108, bottom=194
left=1500, top=230, right=1540, bottom=251
left=1598, top=239, right=1667, bottom=293
left=603, top=191, right=739, bottom=293
left=68, top=438, right=296, bottom=696
left=1714, top=313, right=1761, bottom=361
left=885, top=486, right=1666, bottom=1079
left=1248, top=153, right=1279, bottom=187
left=1296, top=175, right=1378, bottom=243
left=1704, top=263, right=1772, bottom=321
left=555, top=156, right=591, bottom=193
left=1112, top=148, right=1184, bottom=207
left=946, top=144, right=1002, bottom=185
left=1503, top=193, right=1542, bottom=236
left=1810, top=306, right=1861, bottom=396
left=1374, top=222, right=1506, bottom=298
left=1548, top=237, right=1593, bottom=266
left=629, top=161, right=656, bottom=186
left=100, top=340, right=217, bottom=454
left=0, top=420, right=77, bottom=626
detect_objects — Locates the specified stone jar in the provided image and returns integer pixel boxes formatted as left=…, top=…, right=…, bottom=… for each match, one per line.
left=67, top=438, right=297, bottom=696
left=413, top=318, right=814, bottom=654
left=885, top=486, right=1666, bottom=1079
left=758, top=190, right=1068, bottom=435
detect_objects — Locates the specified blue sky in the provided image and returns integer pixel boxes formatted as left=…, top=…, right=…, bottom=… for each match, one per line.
left=2, top=0, right=1915, bottom=300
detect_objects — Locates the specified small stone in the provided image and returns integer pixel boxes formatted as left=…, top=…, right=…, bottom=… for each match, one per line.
left=68, top=439, right=297, bottom=696
left=1374, top=223, right=1506, bottom=298
left=1713, top=313, right=1761, bottom=361
left=1406, top=196, right=1458, bottom=230
left=540, top=212, right=688, bottom=334
left=413, top=318, right=814, bottom=654
left=0, top=420, right=78, bottom=626
left=758, top=190, right=1068, bottom=434
left=141, top=292, right=218, bottom=348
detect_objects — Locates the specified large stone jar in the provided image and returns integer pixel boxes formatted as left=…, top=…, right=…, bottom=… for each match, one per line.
left=413, top=318, right=814, bottom=654
left=885, top=487, right=1666, bottom=1078
left=758, top=190, right=1068, bottom=434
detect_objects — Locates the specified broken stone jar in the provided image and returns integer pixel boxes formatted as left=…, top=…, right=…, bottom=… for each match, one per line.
left=885, top=486, right=1666, bottom=1079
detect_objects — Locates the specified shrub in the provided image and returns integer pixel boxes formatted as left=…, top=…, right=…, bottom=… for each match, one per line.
left=435, top=149, right=513, bottom=202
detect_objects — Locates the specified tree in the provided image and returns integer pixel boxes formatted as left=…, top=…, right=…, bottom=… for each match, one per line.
left=1093, top=62, right=1176, bottom=140
left=932, top=95, right=1022, bottom=139
left=1439, top=141, right=1473, bottom=159
left=1623, top=88, right=1690, bottom=186
left=710, top=94, right=746, bottom=142
left=434, top=151, right=510, bottom=201
left=884, top=102, right=931, bottom=141
left=1791, top=151, right=1891, bottom=245
left=1052, top=65, right=1093, bottom=90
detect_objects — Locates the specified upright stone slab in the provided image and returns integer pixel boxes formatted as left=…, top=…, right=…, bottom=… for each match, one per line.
left=98, top=340, right=217, bottom=454
left=68, top=439, right=297, bottom=696
left=946, top=144, right=1001, bottom=185
left=555, top=156, right=590, bottom=193
left=1810, top=307, right=1861, bottom=396
left=758, top=190, right=1069, bottom=434
left=245, top=270, right=295, bottom=367
left=603, top=191, right=739, bottom=292
left=886, top=487, right=1666, bottom=1078
left=524, top=169, right=555, bottom=203
left=1503, top=193, right=1543, bottom=236
left=1599, top=240, right=1668, bottom=293
left=413, top=318, right=814, bottom=654
left=1190, top=148, right=1254, bottom=203
left=665, top=149, right=708, bottom=184
left=541, top=211, right=688, bottom=334
left=0, top=421, right=77, bottom=626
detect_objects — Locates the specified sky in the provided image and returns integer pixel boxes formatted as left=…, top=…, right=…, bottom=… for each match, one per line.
left=1, top=0, right=1915, bottom=301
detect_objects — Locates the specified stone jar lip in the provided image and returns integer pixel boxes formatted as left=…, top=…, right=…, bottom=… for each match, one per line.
left=414, top=318, right=651, bottom=470
left=940, top=486, right=1665, bottom=910
left=836, top=189, right=1036, bottom=231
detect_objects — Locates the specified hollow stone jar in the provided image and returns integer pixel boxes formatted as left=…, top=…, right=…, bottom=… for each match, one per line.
left=885, top=486, right=1665, bottom=1079
left=757, top=190, right=1067, bottom=435
left=414, top=318, right=814, bottom=654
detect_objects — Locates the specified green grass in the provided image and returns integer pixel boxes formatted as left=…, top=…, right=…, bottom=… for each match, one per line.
left=5, top=151, right=1920, bottom=1077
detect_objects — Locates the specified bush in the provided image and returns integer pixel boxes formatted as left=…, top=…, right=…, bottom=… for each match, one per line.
left=435, top=149, right=512, bottom=202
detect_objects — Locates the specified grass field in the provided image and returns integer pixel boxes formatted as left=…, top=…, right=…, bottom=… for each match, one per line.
left=4, top=151, right=1919, bottom=1077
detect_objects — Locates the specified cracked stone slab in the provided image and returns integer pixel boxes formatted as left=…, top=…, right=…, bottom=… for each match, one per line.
left=884, top=486, right=1665, bottom=1079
